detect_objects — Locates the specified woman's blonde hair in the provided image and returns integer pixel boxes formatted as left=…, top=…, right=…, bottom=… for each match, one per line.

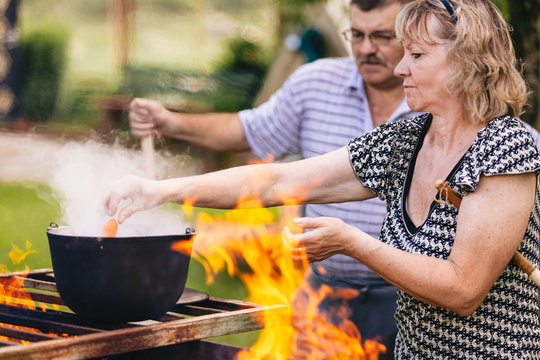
left=395, top=0, right=528, bottom=124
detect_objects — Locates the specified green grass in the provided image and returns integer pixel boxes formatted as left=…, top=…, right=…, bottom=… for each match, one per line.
left=0, top=181, right=59, bottom=272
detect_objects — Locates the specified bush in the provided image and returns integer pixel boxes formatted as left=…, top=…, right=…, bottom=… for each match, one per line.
left=19, top=25, right=68, bottom=122
left=120, top=36, right=268, bottom=113
left=60, top=77, right=117, bottom=126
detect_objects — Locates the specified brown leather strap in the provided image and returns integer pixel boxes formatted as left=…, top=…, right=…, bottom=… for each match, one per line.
left=434, top=179, right=462, bottom=208
left=433, top=179, right=537, bottom=281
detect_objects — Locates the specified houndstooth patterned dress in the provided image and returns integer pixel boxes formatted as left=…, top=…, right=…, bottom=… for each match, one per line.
left=348, top=113, right=540, bottom=359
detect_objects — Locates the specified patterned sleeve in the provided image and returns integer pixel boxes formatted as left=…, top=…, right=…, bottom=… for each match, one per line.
left=348, top=117, right=424, bottom=201
left=455, top=116, right=540, bottom=194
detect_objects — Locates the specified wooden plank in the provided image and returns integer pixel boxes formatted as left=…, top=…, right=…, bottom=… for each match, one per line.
left=0, top=304, right=290, bottom=360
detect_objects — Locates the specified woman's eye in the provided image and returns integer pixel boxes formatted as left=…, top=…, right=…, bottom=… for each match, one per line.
left=411, top=53, right=422, bottom=59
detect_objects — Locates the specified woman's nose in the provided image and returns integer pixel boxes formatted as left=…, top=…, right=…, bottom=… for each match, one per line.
left=394, top=57, right=409, bottom=77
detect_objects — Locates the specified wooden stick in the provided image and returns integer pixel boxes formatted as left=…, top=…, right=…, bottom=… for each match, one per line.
left=434, top=179, right=540, bottom=287
left=141, top=135, right=155, bottom=180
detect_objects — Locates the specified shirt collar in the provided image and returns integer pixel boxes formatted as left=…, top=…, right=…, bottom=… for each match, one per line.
left=345, top=64, right=363, bottom=94
left=345, top=59, right=422, bottom=121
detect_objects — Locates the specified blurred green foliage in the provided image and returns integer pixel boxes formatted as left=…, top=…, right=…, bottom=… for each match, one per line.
left=19, top=24, right=68, bottom=122
left=120, top=36, right=269, bottom=113
left=59, top=77, right=117, bottom=125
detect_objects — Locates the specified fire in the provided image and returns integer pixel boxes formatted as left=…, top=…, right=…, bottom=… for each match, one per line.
left=171, top=236, right=194, bottom=256
left=9, top=240, right=37, bottom=265
left=186, top=193, right=386, bottom=359
left=0, top=267, right=39, bottom=310
left=0, top=322, right=73, bottom=345
left=1, top=243, right=54, bottom=312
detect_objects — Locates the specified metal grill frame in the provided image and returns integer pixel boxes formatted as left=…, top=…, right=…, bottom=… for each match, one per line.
left=0, top=269, right=289, bottom=360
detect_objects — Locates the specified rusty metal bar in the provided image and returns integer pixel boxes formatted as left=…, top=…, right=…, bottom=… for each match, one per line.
left=0, top=304, right=290, bottom=360
left=160, top=312, right=189, bottom=321
left=206, top=296, right=260, bottom=310
left=171, top=296, right=259, bottom=316
left=0, top=312, right=101, bottom=336
left=28, top=292, right=63, bottom=306
left=0, top=275, right=58, bottom=293
left=0, top=269, right=54, bottom=278
left=0, top=284, right=64, bottom=306
left=0, top=339, right=19, bottom=347
left=0, top=303, right=65, bottom=319
left=19, top=277, right=58, bottom=293
left=0, top=303, right=138, bottom=333
left=174, top=304, right=229, bottom=316
left=0, top=324, right=58, bottom=342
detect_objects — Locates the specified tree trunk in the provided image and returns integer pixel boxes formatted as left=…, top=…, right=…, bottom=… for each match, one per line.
left=507, top=0, right=540, bottom=128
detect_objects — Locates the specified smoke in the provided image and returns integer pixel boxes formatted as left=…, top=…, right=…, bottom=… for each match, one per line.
left=48, top=138, right=195, bottom=237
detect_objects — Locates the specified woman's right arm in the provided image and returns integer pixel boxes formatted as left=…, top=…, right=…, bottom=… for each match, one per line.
left=104, top=147, right=376, bottom=223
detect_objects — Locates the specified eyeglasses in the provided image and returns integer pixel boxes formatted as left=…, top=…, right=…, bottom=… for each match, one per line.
left=341, top=29, right=396, bottom=46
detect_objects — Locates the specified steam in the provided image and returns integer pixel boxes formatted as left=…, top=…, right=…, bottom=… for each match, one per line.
left=48, top=138, right=195, bottom=236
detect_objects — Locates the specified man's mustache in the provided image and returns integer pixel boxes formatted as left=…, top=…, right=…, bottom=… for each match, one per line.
left=359, top=55, right=385, bottom=65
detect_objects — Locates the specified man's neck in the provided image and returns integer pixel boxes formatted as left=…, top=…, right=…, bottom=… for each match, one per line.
left=364, top=83, right=405, bottom=128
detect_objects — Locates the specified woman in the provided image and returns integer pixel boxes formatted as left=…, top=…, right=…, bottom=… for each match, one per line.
left=105, top=0, right=540, bottom=358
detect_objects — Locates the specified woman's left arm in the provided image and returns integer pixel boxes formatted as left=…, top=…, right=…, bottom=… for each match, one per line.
left=436, top=172, right=536, bottom=314
left=291, top=172, right=536, bottom=316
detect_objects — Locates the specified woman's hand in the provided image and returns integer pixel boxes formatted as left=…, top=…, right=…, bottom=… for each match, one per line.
left=282, top=217, right=360, bottom=262
left=103, top=175, right=163, bottom=223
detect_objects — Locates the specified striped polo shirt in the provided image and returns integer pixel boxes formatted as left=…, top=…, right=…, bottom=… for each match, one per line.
left=239, top=57, right=420, bottom=285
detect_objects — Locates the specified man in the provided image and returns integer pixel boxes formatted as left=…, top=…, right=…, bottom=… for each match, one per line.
left=128, top=1, right=417, bottom=358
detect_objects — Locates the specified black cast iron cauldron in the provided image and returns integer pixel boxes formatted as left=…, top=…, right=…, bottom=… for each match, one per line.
left=46, top=223, right=195, bottom=323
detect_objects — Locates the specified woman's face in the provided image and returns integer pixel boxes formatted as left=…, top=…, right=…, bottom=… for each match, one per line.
left=394, top=19, right=453, bottom=114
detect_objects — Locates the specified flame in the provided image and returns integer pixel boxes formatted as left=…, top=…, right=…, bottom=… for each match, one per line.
left=171, top=236, right=195, bottom=256
left=186, top=191, right=386, bottom=359
left=0, top=270, right=74, bottom=341
left=0, top=268, right=37, bottom=310
left=9, top=241, right=37, bottom=265
left=0, top=322, right=73, bottom=345
left=1, top=243, right=55, bottom=312
left=182, top=199, right=194, bottom=215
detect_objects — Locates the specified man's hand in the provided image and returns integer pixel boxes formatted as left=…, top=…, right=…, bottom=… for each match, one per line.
left=129, top=98, right=170, bottom=138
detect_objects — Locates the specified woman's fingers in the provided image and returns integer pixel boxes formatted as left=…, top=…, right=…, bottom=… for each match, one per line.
left=103, top=175, right=141, bottom=223
left=282, top=226, right=303, bottom=249
left=117, top=202, right=139, bottom=224
left=285, top=217, right=353, bottom=262
left=293, top=217, right=323, bottom=230
left=282, top=226, right=307, bottom=261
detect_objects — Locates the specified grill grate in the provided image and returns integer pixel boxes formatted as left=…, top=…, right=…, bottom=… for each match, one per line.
left=0, top=269, right=289, bottom=360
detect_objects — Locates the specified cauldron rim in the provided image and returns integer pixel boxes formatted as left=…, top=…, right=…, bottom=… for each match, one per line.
left=47, top=224, right=195, bottom=242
